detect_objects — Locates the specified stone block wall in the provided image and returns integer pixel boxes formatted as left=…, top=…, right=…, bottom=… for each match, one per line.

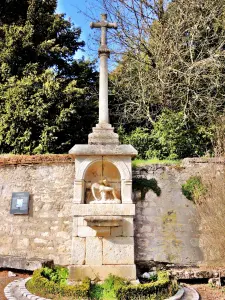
left=0, top=155, right=224, bottom=269
left=133, top=158, right=225, bottom=269
left=0, top=155, right=75, bottom=265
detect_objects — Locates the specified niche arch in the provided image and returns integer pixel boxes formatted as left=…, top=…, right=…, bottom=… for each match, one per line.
left=84, top=160, right=121, bottom=204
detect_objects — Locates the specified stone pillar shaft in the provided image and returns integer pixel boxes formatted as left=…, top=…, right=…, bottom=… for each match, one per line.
left=99, top=54, right=109, bottom=124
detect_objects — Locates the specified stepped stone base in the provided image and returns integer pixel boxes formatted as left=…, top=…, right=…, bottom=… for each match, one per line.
left=69, top=265, right=136, bottom=281
left=88, top=123, right=119, bottom=145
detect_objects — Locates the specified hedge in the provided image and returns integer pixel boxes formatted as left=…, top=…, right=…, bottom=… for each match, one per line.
left=116, top=271, right=172, bottom=300
left=26, top=268, right=90, bottom=299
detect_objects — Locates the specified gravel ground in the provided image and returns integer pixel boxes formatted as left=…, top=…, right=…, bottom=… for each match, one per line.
left=0, top=270, right=225, bottom=300
left=0, top=270, right=30, bottom=300
left=191, top=284, right=225, bottom=300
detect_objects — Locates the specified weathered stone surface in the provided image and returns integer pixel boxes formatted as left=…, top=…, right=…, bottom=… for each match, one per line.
left=103, top=237, right=134, bottom=265
left=111, top=226, right=123, bottom=237
left=71, top=237, right=86, bottom=265
left=170, top=268, right=225, bottom=279
left=0, top=162, right=74, bottom=265
left=122, top=217, right=134, bottom=237
left=69, top=144, right=137, bottom=156
left=84, top=216, right=123, bottom=227
left=86, top=237, right=102, bottom=265
left=73, top=204, right=135, bottom=216
left=77, top=226, right=96, bottom=237
left=134, top=160, right=225, bottom=267
left=0, top=156, right=224, bottom=270
left=0, top=255, right=53, bottom=271
left=88, top=123, right=120, bottom=145
left=69, top=265, right=136, bottom=281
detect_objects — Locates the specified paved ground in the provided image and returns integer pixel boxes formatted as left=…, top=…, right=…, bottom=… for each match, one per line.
left=192, top=284, right=225, bottom=300
left=1, top=270, right=225, bottom=300
left=0, top=270, right=30, bottom=300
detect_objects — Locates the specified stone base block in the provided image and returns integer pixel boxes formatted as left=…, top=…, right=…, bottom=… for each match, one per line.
left=0, top=255, right=53, bottom=271
left=69, top=265, right=136, bottom=281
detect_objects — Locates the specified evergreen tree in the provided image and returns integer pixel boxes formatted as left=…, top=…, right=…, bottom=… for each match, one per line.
left=0, top=0, right=98, bottom=154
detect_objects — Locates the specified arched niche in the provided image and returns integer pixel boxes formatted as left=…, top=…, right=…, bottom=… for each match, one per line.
left=84, top=160, right=121, bottom=204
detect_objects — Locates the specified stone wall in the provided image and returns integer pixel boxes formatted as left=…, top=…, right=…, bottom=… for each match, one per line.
left=0, top=155, right=75, bottom=266
left=0, top=155, right=224, bottom=269
left=133, top=158, right=225, bottom=270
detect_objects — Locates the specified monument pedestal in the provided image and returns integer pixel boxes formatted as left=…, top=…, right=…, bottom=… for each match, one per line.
left=69, top=141, right=137, bottom=281
left=69, top=204, right=136, bottom=281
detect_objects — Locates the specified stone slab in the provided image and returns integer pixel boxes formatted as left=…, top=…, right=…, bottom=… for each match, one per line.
left=122, top=217, right=134, bottom=237
left=73, top=204, right=135, bottom=216
left=86, top=237, right=102, bottom=265
left=69, top=144, right=137, bottom=156
left=71, top=238, right=86, bottom=265
left=103, top=237, right=135, bottom=265
left=0, top=255, right=53, bottom=271
left=69, top=265, right=136, bottom=281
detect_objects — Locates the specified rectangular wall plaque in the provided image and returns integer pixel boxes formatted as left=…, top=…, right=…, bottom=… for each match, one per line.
left=10, top=192, right=30, bottom=215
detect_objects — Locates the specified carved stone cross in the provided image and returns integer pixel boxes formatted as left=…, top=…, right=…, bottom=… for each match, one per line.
left=90, top=14, right=117, bottom=124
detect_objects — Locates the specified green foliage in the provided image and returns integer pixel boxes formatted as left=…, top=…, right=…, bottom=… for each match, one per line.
left=182, top=176, right=207, bottom=202
left=41, top=266, right=68, bottom=286
left=132, top=159, right=181, bottom=167
left=147, top=110, right=213, bottom=160
left=0, top=0, right=98, bottom=154
left=89, top=283, right=104, bottom=300
left=90, top=274, right=129, bottom=300
left=133, top=178, right=161, bottom=198
left=119, top=127, right=152, bottom=159
left=116, top=271, right=173, bottom=300
left=26, top=268, right=90, bottom=299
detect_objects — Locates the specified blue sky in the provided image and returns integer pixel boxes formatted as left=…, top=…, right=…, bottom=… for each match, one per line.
left=56, top=0, right=103, bottom=59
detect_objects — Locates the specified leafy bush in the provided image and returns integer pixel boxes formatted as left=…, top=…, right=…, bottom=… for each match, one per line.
left=26, top=268, right=90, bottom=299
left=118, top=110, right=213, bottom=160
left=90, top=274, right=129, bottom=299
left=41, top=266, right=68, bottom=285
left=119, top=127, right=152, bottom=159
left=116, top=271, right=174, bottom=300
left=182, top=176, right=207, bottom=202
left=147, top=110, right=213, bottom=160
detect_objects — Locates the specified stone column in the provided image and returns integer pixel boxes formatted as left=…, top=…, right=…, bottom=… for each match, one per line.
left=99, top=53, right=109, bottom=124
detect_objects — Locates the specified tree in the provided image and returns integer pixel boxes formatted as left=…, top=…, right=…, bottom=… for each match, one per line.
left=107, top=0, right=225, bottom=157
left=0, top=0, right=98, bottom=154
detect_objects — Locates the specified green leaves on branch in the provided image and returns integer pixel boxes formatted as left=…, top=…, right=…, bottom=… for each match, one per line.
left=0, top=0, right=98, bottom=154
left=119, top=109, right=213, bottom=159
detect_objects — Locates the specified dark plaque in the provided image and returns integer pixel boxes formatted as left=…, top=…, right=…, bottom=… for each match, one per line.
left=10, top=192, right=30, bottom=214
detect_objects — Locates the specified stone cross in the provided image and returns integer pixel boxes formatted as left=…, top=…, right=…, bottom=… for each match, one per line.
left=90, top=14, right=117, bottom=124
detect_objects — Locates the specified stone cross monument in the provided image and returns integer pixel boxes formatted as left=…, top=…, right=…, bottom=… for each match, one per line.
left=90, top=13, right=117, bottom=125
left=69, top=14, right=137, bottom=282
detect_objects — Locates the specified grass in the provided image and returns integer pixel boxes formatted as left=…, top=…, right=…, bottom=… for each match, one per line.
left=132, top=158, right=181, bottom=167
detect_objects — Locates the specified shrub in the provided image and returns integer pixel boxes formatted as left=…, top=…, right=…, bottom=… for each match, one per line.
left=26, top=268, right=90, bottom=299
left=119, top=127, right=152, bottom=159
left=41, top=266, right=68, bottom=285
left=116, top=271, right=173, bottom=300
left=182, top=176, right=206, bottom=202
left=90, top=274, right=129, bottom=299
left=147, top=109, right=213, bottom=159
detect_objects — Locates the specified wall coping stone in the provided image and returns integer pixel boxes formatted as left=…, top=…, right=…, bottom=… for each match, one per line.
left=0, top=154, right=75, bottom=166
left=182, top=157, right=225, bottom=166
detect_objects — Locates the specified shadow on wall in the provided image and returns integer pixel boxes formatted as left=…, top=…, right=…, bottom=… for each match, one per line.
left=132, top=178, right=161, bottom=199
